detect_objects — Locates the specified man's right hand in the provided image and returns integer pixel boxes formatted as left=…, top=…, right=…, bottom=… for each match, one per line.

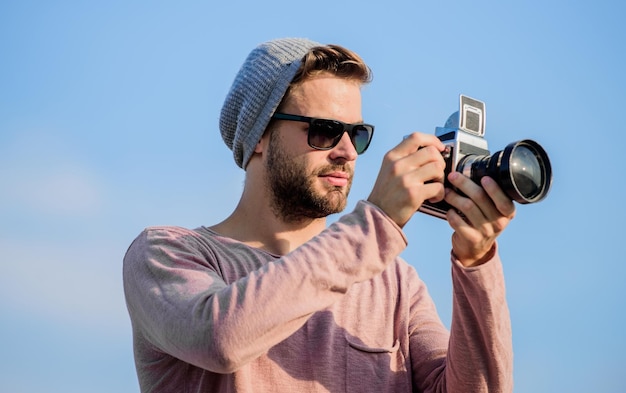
left=367, top=132, right=447, bottom=228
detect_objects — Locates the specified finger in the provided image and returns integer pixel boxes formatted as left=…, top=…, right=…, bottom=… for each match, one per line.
left=381, top=141, right=446, bottom=189
left=446, top=205, right=474, bottom=232
left=395, top=132, right=445, bottom=157
left=406, top=147, right=447, bottom=178
left=386, top=159, right=446, bottom=206
left=421, top=164, right=446, bottom=202
left=444, top=187, right=485, bottom=227
left=446, top=172, right=495, bottom=217
left=481, top=177, right=516, bottom=218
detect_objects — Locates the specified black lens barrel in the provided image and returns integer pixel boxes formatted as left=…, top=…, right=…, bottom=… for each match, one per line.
left=461, top=139, right=552, bottom=204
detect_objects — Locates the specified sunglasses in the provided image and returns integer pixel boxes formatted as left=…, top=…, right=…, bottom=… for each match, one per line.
left=271, top=113, right=375, bottom=154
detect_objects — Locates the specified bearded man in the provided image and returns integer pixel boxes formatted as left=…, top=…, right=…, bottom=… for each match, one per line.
left=123, top=38, right=515, bottom=393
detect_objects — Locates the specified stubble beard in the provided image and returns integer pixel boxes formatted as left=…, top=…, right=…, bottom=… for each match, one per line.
left=265, top=131, right=353, bottom=224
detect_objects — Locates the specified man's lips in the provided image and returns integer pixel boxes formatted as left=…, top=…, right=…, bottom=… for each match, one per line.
left=320, top=171, right=351, bottom=187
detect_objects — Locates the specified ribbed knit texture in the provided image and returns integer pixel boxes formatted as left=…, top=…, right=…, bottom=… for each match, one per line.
left=219, top=38, right=321, bottom=169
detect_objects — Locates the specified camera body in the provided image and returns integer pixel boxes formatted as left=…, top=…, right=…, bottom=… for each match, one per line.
left=419, top=95, right=491, bottom=219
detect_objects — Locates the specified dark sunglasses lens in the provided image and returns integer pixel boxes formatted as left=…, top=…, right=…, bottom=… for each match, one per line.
left=309, top=120, right=344, bottom=149
left=352, top=126, right=373, bottom=154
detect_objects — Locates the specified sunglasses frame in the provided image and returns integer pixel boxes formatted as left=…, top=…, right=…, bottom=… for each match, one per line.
left=271, top=112, right=374, bottom=154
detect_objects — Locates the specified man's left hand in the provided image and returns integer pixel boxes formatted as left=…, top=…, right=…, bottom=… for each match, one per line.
left=444, top=172, right=516, bottom=267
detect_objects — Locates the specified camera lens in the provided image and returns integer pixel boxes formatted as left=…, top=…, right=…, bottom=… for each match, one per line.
left=509, top=144, right=543, bottom=199
left=459, top=139, right=552, bottom=204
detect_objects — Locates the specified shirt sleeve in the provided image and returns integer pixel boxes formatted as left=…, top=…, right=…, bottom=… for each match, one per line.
left=408, top=247, right=513, bottom=393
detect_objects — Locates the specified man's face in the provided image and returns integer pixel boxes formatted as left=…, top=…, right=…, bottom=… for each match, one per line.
left=264, top=74, right=363, bottom=223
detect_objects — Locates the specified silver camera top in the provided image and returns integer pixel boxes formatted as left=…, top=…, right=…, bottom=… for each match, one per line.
left=436, top=94, right=486, bottom=138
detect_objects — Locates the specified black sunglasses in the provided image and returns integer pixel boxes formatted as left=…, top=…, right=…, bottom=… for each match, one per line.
left=271, top=113, right=375, bottom=154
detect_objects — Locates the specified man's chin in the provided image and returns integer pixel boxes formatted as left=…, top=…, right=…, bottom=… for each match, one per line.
left=325, top=191, right=349, bottom=213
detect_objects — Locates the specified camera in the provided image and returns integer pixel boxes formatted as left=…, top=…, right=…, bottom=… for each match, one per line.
left=419, top=95, right=553, bottom=219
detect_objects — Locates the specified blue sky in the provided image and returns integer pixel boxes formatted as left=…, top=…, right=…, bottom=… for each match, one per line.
left=1, top=1, right=624, bottom=392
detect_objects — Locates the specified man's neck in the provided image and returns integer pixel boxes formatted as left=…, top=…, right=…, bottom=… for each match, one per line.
left=209, top=200, right=328, bottom=256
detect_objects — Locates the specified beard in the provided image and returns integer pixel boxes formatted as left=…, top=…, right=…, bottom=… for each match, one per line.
left=265, top=131, right=353, bottom=223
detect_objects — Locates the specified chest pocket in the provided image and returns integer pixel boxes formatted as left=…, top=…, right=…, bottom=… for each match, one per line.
left=345, top=334, right=410, bottom=393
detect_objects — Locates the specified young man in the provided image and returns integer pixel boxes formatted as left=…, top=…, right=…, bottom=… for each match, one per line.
left=123, top=38, right=515, bottom=392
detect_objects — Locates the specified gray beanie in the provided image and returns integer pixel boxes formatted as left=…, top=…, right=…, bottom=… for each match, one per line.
left=219, top=38, right=322, bottom=169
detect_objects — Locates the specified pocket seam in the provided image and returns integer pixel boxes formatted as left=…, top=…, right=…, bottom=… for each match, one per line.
left=346, top=337, right=400, bottom=353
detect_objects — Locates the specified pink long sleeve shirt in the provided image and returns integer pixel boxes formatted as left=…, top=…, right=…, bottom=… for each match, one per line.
left=123, top=201, right=513, bottom=392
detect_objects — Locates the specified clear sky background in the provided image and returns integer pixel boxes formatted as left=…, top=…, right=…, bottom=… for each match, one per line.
left=1, top=1, right=624, bottom=392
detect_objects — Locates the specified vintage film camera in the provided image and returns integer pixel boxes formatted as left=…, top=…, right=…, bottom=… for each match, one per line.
left=419, top=95, right=553, bottom=219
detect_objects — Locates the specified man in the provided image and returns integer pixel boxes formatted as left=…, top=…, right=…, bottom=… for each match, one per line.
left=123, top=38, right=515, bottom=392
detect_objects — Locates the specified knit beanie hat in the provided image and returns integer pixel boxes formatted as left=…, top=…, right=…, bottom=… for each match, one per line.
left=219, top=38, right=322, bottom=169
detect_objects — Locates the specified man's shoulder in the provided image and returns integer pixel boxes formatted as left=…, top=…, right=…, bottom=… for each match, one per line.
left=136, top=225, right=217, bottom=242
left=125, top=225, right=218, bottom=257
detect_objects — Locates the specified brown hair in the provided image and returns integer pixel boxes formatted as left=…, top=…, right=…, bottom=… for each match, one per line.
left=290, top=44, right=372, bottom=88
left=268, top=44, right=371, bottom=133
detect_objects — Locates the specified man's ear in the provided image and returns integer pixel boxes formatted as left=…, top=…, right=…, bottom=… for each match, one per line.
left=254, top=138, right=265, bottom=154
left=254, top=128, right=271, bottom=153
